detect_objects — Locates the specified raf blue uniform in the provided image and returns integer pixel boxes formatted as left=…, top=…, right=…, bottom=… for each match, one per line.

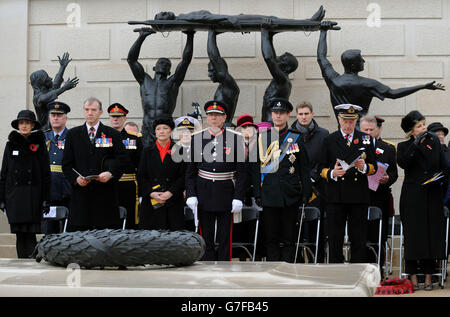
left=43, top=101, right=72, bottom=234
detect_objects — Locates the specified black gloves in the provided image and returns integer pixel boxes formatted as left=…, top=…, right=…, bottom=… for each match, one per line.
left=42, top=201, right=50, bottom=215
left=413, top=131, right=428, bottom=146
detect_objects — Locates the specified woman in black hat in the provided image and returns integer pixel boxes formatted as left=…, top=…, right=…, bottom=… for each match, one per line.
left=397, top=110, right=448, bottom=291
left=138, top=116, right=186, bottom=230
left=0, top=110, right=50, bottom=258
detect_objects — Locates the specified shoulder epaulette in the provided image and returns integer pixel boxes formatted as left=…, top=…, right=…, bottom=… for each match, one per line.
left=382, top=139, right=396, bottom=148
left=126, top=130, right=142, bottom=137
left=192, top=128, right=207, bottom=136
left=226, top=128, right=242, bottom=136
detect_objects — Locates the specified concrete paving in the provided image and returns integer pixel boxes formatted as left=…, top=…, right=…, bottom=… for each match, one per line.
left=0, top=259, right=380, bottom=297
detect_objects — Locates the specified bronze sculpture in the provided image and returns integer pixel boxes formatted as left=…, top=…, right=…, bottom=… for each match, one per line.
left=30, top=52, right=79, bottom=131
left=207, top=29, right=239, bottom=122
left=129, top=7, right=326, bottom=33
left=318, top=21, right=445, bottom=121
left=127, top=28, right=194, bottom=147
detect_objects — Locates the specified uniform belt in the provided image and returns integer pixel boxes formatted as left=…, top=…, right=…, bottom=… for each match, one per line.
left=198, top=169, right=235, bottom=181
left=50, top=164, right=63, bottom=173
left=119, top=173, right=137, bottom=182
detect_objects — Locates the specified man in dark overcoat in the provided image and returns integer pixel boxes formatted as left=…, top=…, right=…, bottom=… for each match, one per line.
left=62, top=97, right=127, bottom=231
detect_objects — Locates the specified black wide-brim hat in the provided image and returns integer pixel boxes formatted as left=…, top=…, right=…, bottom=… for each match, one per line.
left=427, top=122, right=448, bottom=136
left=401, top=110, right=425, bottom=133
left=153, top=116, right=175, bottom=131
left=270, top=98, right=293, bottom=112
left=11, top=110, right=41, bottom=130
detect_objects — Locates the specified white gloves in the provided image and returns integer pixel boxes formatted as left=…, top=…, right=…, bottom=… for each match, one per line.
left=231, top=199, right=243, bottom=213
left=186, top=197, right=199, bottom=232
left=186, top=197, right=198, bottom=210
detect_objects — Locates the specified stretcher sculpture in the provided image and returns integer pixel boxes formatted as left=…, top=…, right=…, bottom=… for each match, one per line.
left=129, top=6, right=327, bottom=33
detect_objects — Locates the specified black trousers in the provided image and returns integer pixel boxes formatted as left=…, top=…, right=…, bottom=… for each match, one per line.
left=118, top=181, right=139, bottom=230
left=327, top=203, right=368, bottom=263
left=198, top=209, right=233, bottom=261
left=139, top=200, right=185, bottom=231
left=16, top=233, right=37, bottom=259
left=263, top=204, right=299, bottom=263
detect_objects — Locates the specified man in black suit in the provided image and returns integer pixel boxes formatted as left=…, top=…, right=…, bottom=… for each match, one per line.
left=319, top=104, right=377, bottom=263
left=62, top=97, right=127, bottom=231
left=108, top=103, right=143, bottom=229
left=253, top=98, right=312, bottom=263
left=360, top=115, right=398, bottom=266
left=185, top=100, right=246, bottom=261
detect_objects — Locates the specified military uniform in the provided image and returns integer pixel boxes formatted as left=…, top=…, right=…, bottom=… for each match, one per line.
left=108, top=103, right=143, bottom=229
left=185, top=101, right=246, bottom=261
left=367, top=118, right=398, bottom=264
left=253, top=98, right=312, bottom=262
left=319, top=104, right=377, bottom=263
left=43, top=101, right=72, bottom=234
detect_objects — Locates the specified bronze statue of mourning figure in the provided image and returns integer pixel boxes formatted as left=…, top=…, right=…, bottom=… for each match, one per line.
left=30, top=52, right=79, bottom=131
left=127, top=28, right=195, bottom=147
left=207, top=29, right=239, bottom=122
left=318, top=21, right=445, bottom=122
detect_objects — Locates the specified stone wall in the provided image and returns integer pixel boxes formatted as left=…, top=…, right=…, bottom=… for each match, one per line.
left=0, top=0, right=450, bottom=231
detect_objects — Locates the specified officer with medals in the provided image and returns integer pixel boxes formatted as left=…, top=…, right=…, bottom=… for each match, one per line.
left=319, top=104, right=378, bottom=263
left=43, top=101, right=72, bottom=234
left=107, top=103, right=143, bottom=229
left=185, top=100, right=246, bottom=261
left=253, top=98, right=312, bottom=263
left=360, top=115, right=398, bottom=268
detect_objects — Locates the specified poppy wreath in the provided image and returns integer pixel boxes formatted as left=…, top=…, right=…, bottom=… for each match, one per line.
left=29, top=144, right=38, bottom=152
left=375, top=277, right=415, bottom=295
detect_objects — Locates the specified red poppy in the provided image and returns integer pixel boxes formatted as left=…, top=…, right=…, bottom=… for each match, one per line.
left=29, top=144, right=38, bottom=152
left=353, top=139, right=359, bottom=144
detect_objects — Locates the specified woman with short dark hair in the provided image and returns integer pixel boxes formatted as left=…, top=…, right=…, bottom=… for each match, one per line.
left=138, top=116, right=186, bottom=230
left=397, top=110, right=448, bottom=291
left=0, top=110, right=50, bottom=258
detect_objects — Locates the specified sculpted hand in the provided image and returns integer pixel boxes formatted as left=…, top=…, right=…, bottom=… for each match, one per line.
left=134, top=27, right=156, bottom=37
left=320, top=21, right=340, bottom=31
left=63, top=77, right=79, bottom=90
left=424, top=81, right=445, bottom=91
left=58, top=52, right=72, bottom=68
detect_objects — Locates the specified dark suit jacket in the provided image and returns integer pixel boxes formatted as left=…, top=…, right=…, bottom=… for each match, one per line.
left=62, top=122, right=127, bottom=228
left=319, top=129, right=377, bottom=204
left=370, top=138, right=398, bottom=201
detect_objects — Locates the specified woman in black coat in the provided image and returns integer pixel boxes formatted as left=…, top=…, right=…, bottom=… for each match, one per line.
left=0, top=110, right=50, bottom=258
left=397, top=110, right=448, bottom=291
left=138, top=116, right=186, bottom=230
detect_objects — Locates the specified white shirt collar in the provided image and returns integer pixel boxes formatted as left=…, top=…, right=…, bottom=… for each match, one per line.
left=340, top=129, right=354, bottom=140
left=86, top=122, right=100, bottom=134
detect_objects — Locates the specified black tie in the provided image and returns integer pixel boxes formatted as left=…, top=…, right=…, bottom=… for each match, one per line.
left=89, top=127, right=95, bottom=142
